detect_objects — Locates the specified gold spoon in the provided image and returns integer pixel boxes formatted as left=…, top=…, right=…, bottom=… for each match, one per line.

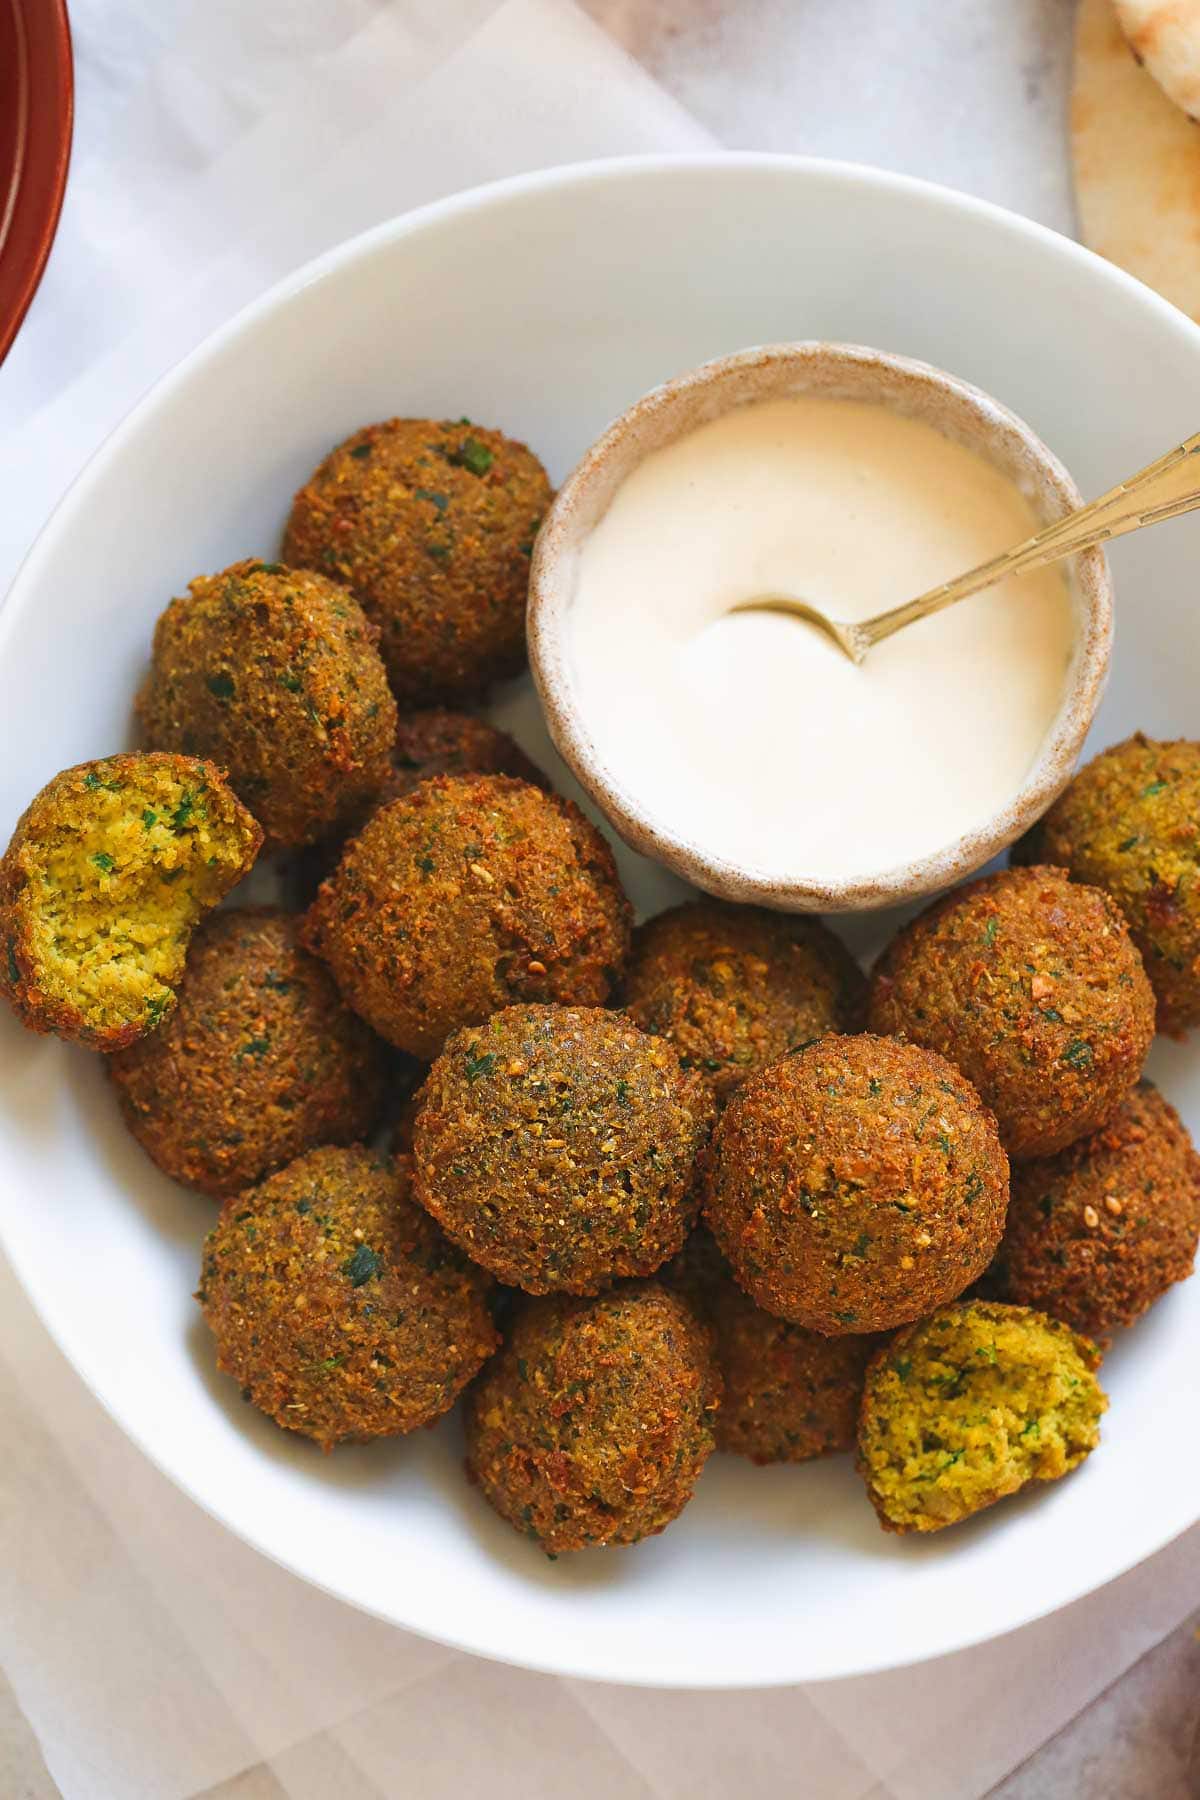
left=732, top=428, right=1200, bottom=665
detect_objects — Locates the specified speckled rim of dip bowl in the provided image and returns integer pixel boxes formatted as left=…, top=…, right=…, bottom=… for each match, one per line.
left=528, top=340, right=1113, bottom=912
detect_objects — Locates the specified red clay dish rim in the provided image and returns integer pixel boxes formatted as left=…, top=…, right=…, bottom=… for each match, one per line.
left=0, top=0, right=73, bottom=364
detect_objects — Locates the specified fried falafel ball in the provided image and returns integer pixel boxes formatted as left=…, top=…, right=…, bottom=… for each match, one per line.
left=108, top=909, right=389, bottom=1199
left=1015, top=735, right=1200, bottom=1035
left=464, top=1281, right=721, bottom=1552
left=622, top=901, right=866, bottom=1106
left=703, top=1034, right=1008, bottom=1334
left=293, top=709, right=547, bottom=898
left=137, top=559, right=397, bottom=850
left=857, top=1300, right=1106, bottom=1533
left=413, top=1004, right=713, bottom=1295
left=282, top=419, right=552, bottom=706
left=197, top=1146, right=496, bottom=1451
left=302, top=774, right=631, bottom=1059
left=868, top=865, right=1155, bottom=1160
left=661, top=1228, right=880, bottom=1463
left=386, top=709, right=545, bottom=802
left=0, top=753, right=261, bottom=1051
left=986, top=1082, right=1200, bottom=1337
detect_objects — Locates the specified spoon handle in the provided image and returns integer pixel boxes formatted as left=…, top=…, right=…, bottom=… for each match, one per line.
left=859, top=427, right=1200, bottom=653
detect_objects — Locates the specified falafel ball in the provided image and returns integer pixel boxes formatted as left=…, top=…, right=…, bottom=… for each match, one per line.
left=464, top=1281, right=721, bottom=1552
left=0, top=753, right=261, bottom=1051
left=622, top=901, right=866, bottom=1105
left=137, top=559, right=397, bottom=849
left=197, top=1146, right=496, bottom=1451
left=1015, top=734, right=1200, bottom=1034
left=109, top=909, right=389, bottom=1199
left=857, top=1300, right=1106, bottom=1533
left=301, top=774, right=631, bottom=1059
left=703, top=1034, right=1008, bottom=1334
left=386, top=709, right=545, bottom=803
left=868, top=865, right=1156, bottom=1159
left=662, top=1228, right=879, bottom=1463
left=987, top=1082, right=1200, bottom=1337
left=413, top=1004, right=713, bottom=1294
left=282, top=418, right=552, bottom=706
left=294, top=709, right=547, bottom=897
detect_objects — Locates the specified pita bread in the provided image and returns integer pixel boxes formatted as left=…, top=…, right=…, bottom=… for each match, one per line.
left=1115, top=0, right=1200, bottom=118
left=1073, top=0, right=1200, bottom=322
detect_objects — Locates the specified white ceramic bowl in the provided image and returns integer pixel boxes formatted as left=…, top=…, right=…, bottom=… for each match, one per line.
left=2, top=155, right=1200, bottom=1689
left=528, top=340, right=1112, bottom=910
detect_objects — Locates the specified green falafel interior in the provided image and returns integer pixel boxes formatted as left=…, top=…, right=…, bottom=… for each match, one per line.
left=858, top=1301, right=1106, bottom=1534
left=1, top=754, right=262, bottom=1049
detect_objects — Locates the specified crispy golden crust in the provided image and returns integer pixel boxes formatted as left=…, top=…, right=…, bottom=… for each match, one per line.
left=301, top=773, right=631, bottom=1059
left=109, top=908, right=389, bottom=1199
left=661, top=1228, right=880, bottom=1463
left=413, top=1004, right=713, bottom=1295
left=296, top=709, right=547, bottom=896
left=988, top=1082, right=1200, bottom=1337
left=197, top=1147, right=496, bottom=1451
left=136, top=559, right=397, bottom=850
left=464, top=1282, right=721, bottom=1552
left=622, top=901, right=866, bottom=1105
left=857, top=1300, right=1106, bottom=1533
left=0, top=752, right=261, bottom=1051
left=386, top=710, right=545, bottom=803
left=1015, top=734, right=1200, bottom=1035
left=282, top=419, right=552, bottom=706
left=703, top=1034, right=1008, bottom=1334
left=868, top=865, right=1156, bottom=1159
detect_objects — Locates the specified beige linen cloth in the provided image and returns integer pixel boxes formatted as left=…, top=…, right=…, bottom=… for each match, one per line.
left=0, top=3, right=1196, bottom=1795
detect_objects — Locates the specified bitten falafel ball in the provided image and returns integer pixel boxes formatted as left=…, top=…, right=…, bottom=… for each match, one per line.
left=0, top=753, right=261, bottom=1051
left=197, top=1146, right=496, bottom=1451
left=109, top=909, right=388, bottom=1199
left=987, top=1082, right=1200, bottom=1337
left=622, top=901, right=866, bottom=1105
left=703, top=1034, right=1008, bottom=1334
left=413, top=1004, right=713, bottom=1294
left=464, top=1281, right=721, bottom=1552
left=282, top=418, right=552, bottom=706
left=868, top=865, right=1155, bottom=1159
left=137, top=559, right=397, bottom=849
left=302, top=774, right=631, bottom=1059
left=1015, top=734, right=1200, bottom=1034
left=661, top=1229, right=880, bottom=1463
left=857, top=1300, right=1106, bottom=1533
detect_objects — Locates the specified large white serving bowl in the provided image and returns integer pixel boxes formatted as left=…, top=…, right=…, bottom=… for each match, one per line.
left=1, top=155, right=1199, bottom=1690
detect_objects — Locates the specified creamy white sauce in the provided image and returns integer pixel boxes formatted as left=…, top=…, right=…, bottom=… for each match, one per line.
left=568, top=395, right=1076, bottom=885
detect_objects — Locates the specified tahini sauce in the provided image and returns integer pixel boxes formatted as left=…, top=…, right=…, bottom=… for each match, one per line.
left=568, top=396, right=1075, bottom=884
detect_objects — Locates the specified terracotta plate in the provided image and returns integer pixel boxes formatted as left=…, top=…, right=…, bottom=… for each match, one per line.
left=0, top=0, right=73, bottom=363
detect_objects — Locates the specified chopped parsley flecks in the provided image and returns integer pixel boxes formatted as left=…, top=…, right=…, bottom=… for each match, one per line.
left=343, top=1243, right=382, bottom=1287
left=449, top=437, right=493, bottom=477
left=465, top=1050, right=498, bottom=1083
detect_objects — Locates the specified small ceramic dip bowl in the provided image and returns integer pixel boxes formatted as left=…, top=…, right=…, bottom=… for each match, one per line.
left=528, top=342, right=1112, bottom=912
